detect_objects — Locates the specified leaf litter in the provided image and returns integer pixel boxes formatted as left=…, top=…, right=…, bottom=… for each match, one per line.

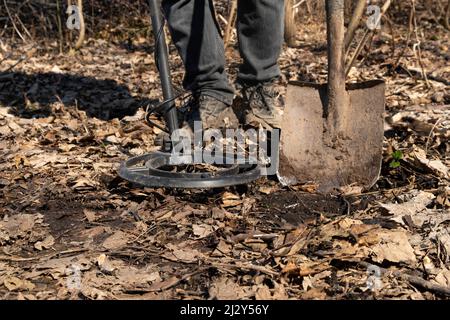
left=0, top=2, right=449, bottom=300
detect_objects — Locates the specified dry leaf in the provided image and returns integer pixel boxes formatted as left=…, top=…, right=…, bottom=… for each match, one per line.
left=258, top=186, right=277, bottom=195
left=422, top=255, right=436, bottom=274
left=8, top=121, right=25, bottom=134
left=434, top=268, right=450, bottom=287
left=436, top=187, right=450, bottom=208
left=211, top=207, right=226, bottom=220
left=34, top=235, right=55, bottom=251
left=58, top=143, right=77, bottom=152
left=408, top=147, right=449, bottom=178
left=116, top=266, right=161, bottom=287
left=97, top=254, right=116, bottom=274
left=17, top=293, right=36, bottom=300
left=212, top=240, right=231, bottom=256
left=84, top=209, right=98, bottom=223
left=245, top=239, right=267, bottom=252
left=302, top=276, right=314, bottom=292
left=301, top=287, right=327, bottom=300
left=80, top=286, right=109, bottom=300
left=241, top=197, right=256, bottom=215
left=209, top=277, right=250, bottom=300
left=102, top=231, right=129, bottom=250
left=380, top=191, right=435, bottom=225
left=71, top=178, right=97, bottom=191
left=435, top=231, right=450, bottom=262
left=14, top=155, right=29, bottom=168
left=171, top=207, right=193, bottom=222
left=255, top=285, right=272, bottom=300
left=222, top=192, right=242, bottom=207
left=171, top=248, right=202, bottom=263
left=371, top=230, right=417, bottom=265
left=4, top=277, right=35, bottom=291
left=338, top=184, right=364, bottom=196
left=192, top=224, right=215, bottom=238
left=292, top=183, right=318, bottom=193
left=0, top=214, right=42, bottom=239
left=29, top=153, right=68, bottom=168
left=147, top=276, right=178, bottom=292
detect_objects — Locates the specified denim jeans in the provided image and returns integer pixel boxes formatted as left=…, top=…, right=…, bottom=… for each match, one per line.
left=162, top=0, right=285, bottom=105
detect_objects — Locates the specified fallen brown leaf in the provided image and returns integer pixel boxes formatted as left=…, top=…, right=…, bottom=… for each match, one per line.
left=34, top=235, right=55, bottom=251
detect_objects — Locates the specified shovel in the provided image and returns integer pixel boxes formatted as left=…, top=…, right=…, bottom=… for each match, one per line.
left=278, top=0, right=385, bottom=193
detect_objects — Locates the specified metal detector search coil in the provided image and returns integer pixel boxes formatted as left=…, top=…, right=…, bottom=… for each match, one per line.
left=118, top=0, right=262, bottom=189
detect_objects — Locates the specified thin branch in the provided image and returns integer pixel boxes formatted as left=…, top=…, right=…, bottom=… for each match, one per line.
left=56, top=0, right=64, bottom=53
left=344, top=0, right=367, bottom=50
left=2, top=0, right=26, bottom=42
left=358, top=261, right=450, bottom=297
left=393, top=3, right=414, bottom=70
left=75, top=0, right=85, bottom=49
left=345, top=0, right=393, bottom=77
left=411, top=0, right=431, bottom=88
left=224, top=0, right=237, bottom=49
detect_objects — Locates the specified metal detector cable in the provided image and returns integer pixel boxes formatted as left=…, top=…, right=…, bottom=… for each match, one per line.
left=145, top=9, right=193, bottom=133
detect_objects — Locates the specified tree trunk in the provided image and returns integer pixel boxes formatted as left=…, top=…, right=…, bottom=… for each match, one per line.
left=284, top=0, right=297, bottom=47
left=344, top=0, right=366, bottom=49
left=75, top=0, right=85, bottom=49
left=445, top=0, right=450, bottom=30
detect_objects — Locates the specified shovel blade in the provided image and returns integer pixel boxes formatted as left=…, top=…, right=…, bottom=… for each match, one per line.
left=278, top=80, right=385, bottom=193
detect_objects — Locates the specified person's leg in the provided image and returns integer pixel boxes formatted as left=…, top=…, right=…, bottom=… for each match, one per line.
left=162, top=0, right=234, bottom=105
left=235, top=0, right=285, bottom=129
left=236, top=0, right=285, bottom=84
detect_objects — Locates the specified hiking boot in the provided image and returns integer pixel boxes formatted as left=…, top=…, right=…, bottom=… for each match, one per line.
left=183, top=94, right=239, bottom=130
left=238, top=81, right=283, bottom=130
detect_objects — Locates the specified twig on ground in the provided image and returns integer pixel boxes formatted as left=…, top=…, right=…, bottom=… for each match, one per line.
left=358, top=261, right=450, bottom=297
left=214, top=262, right=279, bottom=276
left=2, top=55, right=26, bottom=73
left=425, top=117, right=442, bottom=154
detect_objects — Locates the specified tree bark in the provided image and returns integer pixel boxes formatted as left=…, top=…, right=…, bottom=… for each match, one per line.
left=344, top=0, right=366, bottom=49
left=284, top=0, right=297, bottom=47
left=75, top=0, right=85, bottom=49
left=445, top=0, right=450, bottom=29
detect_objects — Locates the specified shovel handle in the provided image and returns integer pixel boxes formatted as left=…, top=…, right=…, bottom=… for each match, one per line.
left=326, top=0, right=346, bottom=116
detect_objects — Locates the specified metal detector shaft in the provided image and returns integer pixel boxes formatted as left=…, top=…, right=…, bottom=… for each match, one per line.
left=119, top=0, right=263, bottom=189
left=148, top=0, right=179, bottom=134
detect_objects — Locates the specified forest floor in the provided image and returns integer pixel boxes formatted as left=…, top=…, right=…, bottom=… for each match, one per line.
left=0, top=10, right=449, bottom=300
